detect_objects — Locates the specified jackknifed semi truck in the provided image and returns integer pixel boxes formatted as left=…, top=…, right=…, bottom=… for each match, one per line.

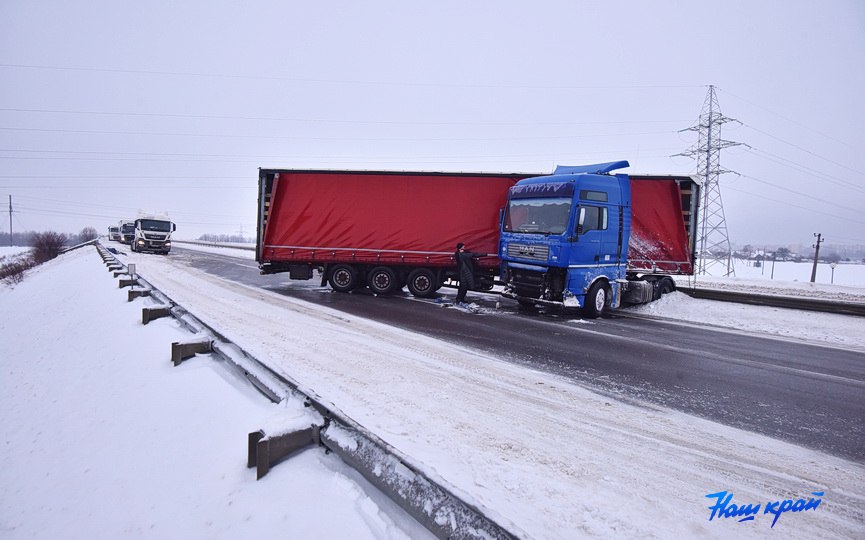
left=256, top=162, right=699, bottom=316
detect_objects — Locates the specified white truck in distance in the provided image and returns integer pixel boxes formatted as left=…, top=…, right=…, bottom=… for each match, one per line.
left=131, top=213, right=176, bottom=254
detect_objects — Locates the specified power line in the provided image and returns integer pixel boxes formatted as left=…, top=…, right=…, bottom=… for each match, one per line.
left=717, top=87, right=857, bottom=152
left=0, top=144, right=681, bottom=162
left=0, top=184, right=253, bottom=190
left=739, top=174, right=862, bottom=216
left=0, top=175, right=246, bottom=179
left=724, top=185, right=865, bottom=227
left=0, top=106, right=688, bottom=128
left=746, top=147, right=865, bottom=195
left=13, top=204, right=251, bottom=227
left=0, top=62, right=706, bottom=91
left=742, top=124, right=865, bottom=178
left=0, top=125, right=680, bottom=143
left=12, top=194, right=249, bottom=221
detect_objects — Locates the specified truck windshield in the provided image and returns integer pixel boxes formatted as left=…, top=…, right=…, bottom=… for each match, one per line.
left=139, top=220, right=172, bottom=232
left=121, top=224, right=134, bottom=233
left=503, top=197, right=572, bottom=235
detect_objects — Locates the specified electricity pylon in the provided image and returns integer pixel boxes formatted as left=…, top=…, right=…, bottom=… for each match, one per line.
left=676, top=85, right=742, bottom=277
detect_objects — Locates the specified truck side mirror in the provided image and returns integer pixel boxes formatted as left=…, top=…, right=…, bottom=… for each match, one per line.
left=576, top=207, right=586, bottom=235
left=172, top=223, right=176, bottom=231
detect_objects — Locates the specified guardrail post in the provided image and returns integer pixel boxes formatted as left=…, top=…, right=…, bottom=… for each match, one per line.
left=142, top=306, right=171, bottom=325
left=248, top=426, right=320, bottom=480
left=171, top=337, right=212, bottom=366
left=128, top=288, right=151, bottom=302
left=118, top=278, right=137, bottom=288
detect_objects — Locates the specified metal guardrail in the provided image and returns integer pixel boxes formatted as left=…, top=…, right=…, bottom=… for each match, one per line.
left=94, top=241, right=517, bottom=540
left=678, top=287, right=865, bottom=317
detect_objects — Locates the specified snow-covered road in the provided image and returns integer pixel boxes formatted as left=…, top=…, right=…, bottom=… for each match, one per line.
left=113, top=244, right=865, bottom=538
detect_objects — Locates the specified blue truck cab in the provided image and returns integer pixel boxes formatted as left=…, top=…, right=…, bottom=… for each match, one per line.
left=500, top=161, right=634, bottom=317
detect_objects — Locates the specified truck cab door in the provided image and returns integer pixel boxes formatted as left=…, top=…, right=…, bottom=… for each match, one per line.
left=573, top=204, right=608, bottom=265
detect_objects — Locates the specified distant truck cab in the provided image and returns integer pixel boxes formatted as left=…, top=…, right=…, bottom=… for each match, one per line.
left=131, top=214, right=176, bottom=254
left=108, top=226, right=121, bottom=242
left=118, top=220, right=135, bottom=244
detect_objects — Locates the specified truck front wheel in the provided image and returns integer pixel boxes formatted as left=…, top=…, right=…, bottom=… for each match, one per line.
left=328, top=264, right=358, bottom=293
left=406, top=268, right=437, bottom=298
left=583, top=281, right=610, bottom=319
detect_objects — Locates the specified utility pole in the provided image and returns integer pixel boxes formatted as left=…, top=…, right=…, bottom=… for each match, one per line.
left=810, top=233, right=823, bottom=283
left=675, top=85, right=743, bottom=277
left=7, top=195, right=12, bottom=246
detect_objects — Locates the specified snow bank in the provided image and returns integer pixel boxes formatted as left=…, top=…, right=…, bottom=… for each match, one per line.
left=0, top=247, right=431, bottom=539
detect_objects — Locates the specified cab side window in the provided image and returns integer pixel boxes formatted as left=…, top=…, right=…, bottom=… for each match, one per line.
left=577, top=206, right=608, bottom=234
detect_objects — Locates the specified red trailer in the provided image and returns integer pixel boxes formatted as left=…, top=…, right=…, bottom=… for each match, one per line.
left=256, top=169, right=530, bottom=297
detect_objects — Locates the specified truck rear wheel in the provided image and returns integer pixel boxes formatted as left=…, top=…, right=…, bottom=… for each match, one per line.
left=406, top=268, right=437, bottom=298
left=583, top=281, right=610, bottom=319
left=328, top=264, right=358, bottom=293
left=655, top=277, right=675, bottom=299
left=368, top=266, right=399, bottom=295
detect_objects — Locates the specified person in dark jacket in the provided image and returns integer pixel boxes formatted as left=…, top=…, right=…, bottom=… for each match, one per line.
left=454, top=242, right=483, bottom=304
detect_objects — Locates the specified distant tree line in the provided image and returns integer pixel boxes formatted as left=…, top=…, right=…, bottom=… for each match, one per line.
left=734, top=245, right=857, bottom=264
left=1, top=227, right=100, bottom=285
left=197, top=233, right=254, bottom=244
left=0, top=227, right=99, bottom=248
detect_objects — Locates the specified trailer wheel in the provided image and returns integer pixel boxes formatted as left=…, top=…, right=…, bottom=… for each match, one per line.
left=328, top=264, right=358, bottom=293
left=368, top=266, right=399, bottom=295
left=406, top=268, right=437, bottom=298
left=583, top=281, right=610, bottom=319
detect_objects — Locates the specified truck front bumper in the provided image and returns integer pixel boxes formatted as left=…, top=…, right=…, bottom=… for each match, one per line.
left=135, top=240, right=171, bottom=252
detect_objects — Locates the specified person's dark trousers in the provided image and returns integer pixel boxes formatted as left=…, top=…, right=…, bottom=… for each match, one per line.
left=456, top=283, right=468, bottom=303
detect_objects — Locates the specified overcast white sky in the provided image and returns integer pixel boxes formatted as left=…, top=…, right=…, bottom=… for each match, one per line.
left=1, top=1, right=863, bottom=249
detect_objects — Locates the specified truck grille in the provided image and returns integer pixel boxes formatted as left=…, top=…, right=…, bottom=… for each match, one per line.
left=510, top=267, right=546, bottom=297
left=506, top=243, right=549, bottom=263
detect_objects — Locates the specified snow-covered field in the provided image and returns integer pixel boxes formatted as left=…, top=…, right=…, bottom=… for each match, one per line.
left=2, top=245, right=863, bottom=538
left=0, top=246, right=31, bottom=261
